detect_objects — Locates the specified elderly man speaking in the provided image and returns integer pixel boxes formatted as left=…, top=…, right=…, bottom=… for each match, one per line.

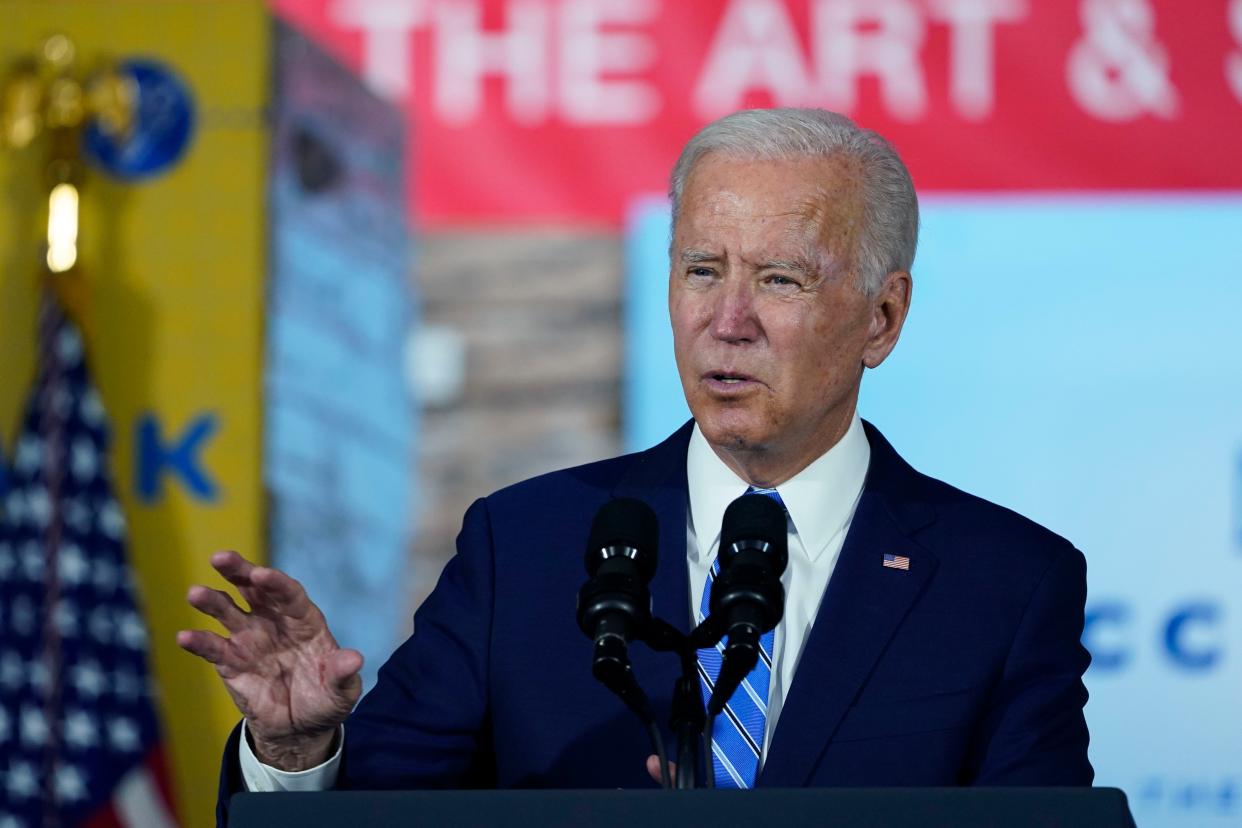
left=180, top=109, right=1092, bottom=813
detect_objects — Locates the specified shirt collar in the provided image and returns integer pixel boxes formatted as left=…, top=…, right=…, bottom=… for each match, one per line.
left=686, top=414, right=871, bottom=565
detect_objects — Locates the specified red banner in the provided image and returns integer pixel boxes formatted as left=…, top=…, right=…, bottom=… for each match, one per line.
left=273, top=0, right=1242, bottom=226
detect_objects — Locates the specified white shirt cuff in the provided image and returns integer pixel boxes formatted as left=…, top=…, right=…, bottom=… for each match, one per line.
left=238, top=721, right=343, bottom=792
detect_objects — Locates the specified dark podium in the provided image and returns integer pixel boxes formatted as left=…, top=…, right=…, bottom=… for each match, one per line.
left=230, top=788, right=1136, bottom=827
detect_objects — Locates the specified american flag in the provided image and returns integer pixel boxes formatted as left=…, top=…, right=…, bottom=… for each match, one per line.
left=0, top=299, right=178, bottom=828
left=882, top=553, right=911, bottom=571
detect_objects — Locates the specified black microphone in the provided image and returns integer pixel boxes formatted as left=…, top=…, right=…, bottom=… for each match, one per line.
left=576, top=497, right=672, bottom=786
left=706, top=493, right=789, bottom=716
left=576, top=497, right=659, bottom=690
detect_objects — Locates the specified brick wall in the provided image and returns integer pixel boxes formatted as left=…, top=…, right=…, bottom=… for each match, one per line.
left=405, top=230, right=628, bottom=616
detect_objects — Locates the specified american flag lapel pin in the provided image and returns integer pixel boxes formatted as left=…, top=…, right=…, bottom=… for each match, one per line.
left=882, top=553, right=911, bottom=571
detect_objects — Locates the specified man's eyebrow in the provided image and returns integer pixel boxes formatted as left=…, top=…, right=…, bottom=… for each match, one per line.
left=758, top=257, right=815, bottom=275
left=678, top=248, right=718, bottom=263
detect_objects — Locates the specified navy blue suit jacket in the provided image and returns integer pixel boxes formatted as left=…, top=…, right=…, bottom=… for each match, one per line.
left=218, top=421, right=1091, bottom=820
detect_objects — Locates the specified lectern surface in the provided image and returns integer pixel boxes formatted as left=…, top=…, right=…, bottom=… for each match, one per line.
left=230, top=787, right=1136, bottom=828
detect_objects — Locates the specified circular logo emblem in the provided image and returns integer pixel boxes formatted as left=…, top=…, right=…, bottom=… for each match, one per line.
left=83, top=59, right=195, bottom=180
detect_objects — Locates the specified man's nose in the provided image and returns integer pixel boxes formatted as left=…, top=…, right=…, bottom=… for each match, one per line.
left=709, top=280, right=759, bottom=343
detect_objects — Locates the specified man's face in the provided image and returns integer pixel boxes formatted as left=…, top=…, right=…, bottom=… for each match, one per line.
left=669, top=152, right=902, bottom=480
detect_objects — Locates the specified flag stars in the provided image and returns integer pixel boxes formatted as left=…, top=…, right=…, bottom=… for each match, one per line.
left=4, top=491, right=25, bottom=525
left=25, top=487, right=51, bottom=529
left=4, top=760, right=37, bottom=800
left=118, top=611, right=148, bottom=649
left=63, top=709, right=98, bottom=750
left=80, top=387, right=105, bottom=426
left=0, top=652, right=24, bottom=690
left=70, top=437, right=99, bottom=481
left=107, top=717, right=140, bottom=753
left=19, top=542, right=44, bottom=581
left=58, top=543, right=88, bottom=585
left=99, top=500, right=126, bottom=539
left=57, top=325, right=83, bottom=365
left=53, top=764, right=88, bottom=802
left=20, top=705, right=48, bottom=747
left=70, top=660, right=106, bottom=698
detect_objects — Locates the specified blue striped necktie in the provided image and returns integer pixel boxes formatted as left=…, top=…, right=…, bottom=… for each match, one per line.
left=697, top=486, right=784, bottom=788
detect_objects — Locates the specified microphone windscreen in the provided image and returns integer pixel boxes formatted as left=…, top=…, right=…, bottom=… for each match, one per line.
left=585, top=497, right=659, bottom=580
left=720, top=494, right=788, bottom=563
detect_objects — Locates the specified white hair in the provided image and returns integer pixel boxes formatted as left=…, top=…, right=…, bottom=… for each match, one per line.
left=669, top=108, right=919, bottom=296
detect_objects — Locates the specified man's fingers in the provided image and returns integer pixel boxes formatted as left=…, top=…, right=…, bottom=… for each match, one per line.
left=249, top=565, right=314, bottom=617
left=327, top=648, right=364, bottom=686
left=646, top=754, right=675, bottom=786
left=187, top=585, right=249, bottom=632
left=176, top=628, right=233, bottom=666
left=326, top=648, right=364, bottom=704
left=211, top=550, right=256, bottom=583
left=210, top=550, right=265, bottom=605
left=213, top=552, right=313, bottom=620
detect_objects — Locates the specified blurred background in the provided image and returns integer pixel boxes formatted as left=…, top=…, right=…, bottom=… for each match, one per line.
left=0, top=1, right=1239, bottom=826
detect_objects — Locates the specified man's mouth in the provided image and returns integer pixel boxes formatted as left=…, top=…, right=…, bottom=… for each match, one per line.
left=703, top=371, right=758, bottom=388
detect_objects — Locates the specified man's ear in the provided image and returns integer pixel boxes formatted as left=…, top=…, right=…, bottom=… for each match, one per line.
left=862, top=270, right=912, bottom=369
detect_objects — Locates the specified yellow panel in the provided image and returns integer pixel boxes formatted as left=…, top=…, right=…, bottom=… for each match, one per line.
left=0, top=3, right=269, bottom=826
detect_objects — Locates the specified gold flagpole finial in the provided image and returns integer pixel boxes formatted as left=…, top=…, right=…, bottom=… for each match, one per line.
left=2, top=34, right=136, bottom=282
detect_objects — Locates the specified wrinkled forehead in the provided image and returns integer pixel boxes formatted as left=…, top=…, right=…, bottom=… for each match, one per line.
left=673, top=152, right=866, bottom=265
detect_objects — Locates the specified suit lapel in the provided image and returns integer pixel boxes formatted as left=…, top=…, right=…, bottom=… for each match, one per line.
left=759, top=422, right=939, bottom=787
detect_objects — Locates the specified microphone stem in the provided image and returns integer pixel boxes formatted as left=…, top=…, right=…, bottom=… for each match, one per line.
left=702, top=714, right=715, bottom=789
left=647, top=717, right=671, bottom=789
left=671, top=649, right=705, bottom=788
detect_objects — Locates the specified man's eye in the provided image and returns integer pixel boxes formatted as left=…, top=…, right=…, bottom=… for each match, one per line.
left=688, top=267, right=714, bottom=278
left=766, top=275, right=798, bottom=287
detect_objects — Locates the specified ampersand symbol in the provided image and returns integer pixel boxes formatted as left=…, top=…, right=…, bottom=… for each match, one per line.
left=1066, top=0, right=1179, bottom=121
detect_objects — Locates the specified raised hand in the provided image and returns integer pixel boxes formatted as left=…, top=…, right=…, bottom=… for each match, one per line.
left=177, top=551, right=363, bottom=771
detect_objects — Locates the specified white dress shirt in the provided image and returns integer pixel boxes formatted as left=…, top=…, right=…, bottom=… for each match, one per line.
left=241, top=413, right=870, bottom=789
left=685, top=414, right=870, bottom=765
